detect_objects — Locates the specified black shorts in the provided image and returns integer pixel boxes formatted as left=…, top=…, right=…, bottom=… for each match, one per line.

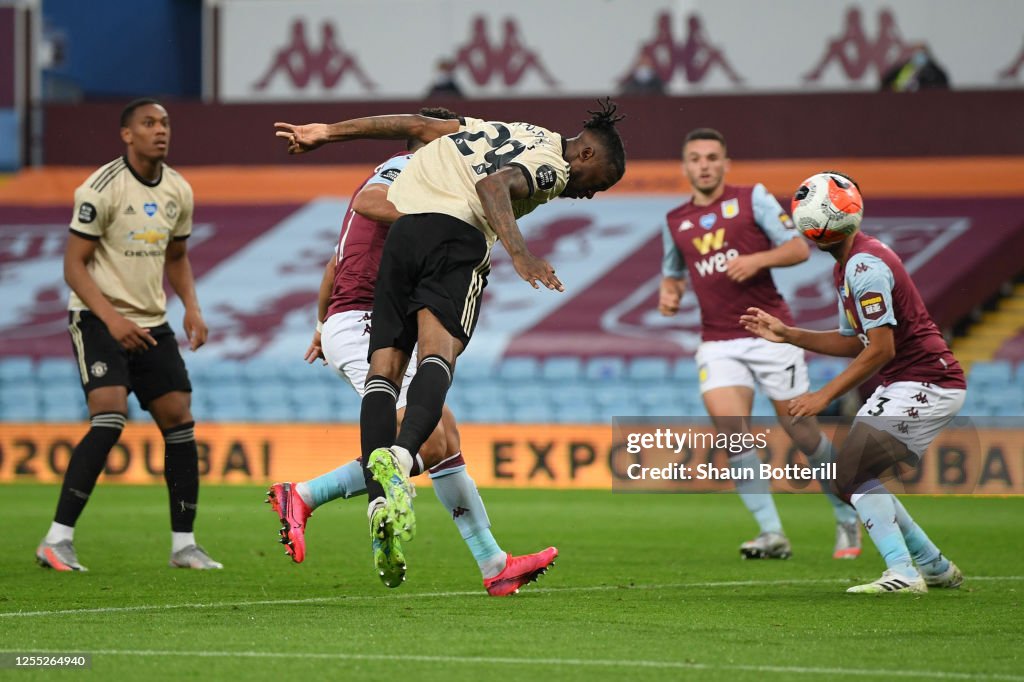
left=68, top=310, right=192, bottom=410
left=368, top=213, right=490, bottom=358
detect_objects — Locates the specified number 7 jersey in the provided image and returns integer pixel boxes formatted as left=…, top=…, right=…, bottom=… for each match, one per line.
left=388, top=117, right=570, bottom=248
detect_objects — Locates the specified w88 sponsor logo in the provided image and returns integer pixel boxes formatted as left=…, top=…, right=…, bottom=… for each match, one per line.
left=694, top=248, right=740, bottom=276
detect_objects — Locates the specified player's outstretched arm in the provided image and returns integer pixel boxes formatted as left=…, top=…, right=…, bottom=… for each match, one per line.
left=275, top=115, right=460, bottom=155
left=476, top=167, right=563, bottom=292
left=740, top=306, right=863, bottom=357
left=788, top=326, right=895, bottom=418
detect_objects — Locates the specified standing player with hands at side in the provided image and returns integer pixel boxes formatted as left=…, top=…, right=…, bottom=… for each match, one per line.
left=742, top=171, right=965, bottom=594
left=275, top=100, right=626, bottom=585
left=36, top=98, right=221, bottom=572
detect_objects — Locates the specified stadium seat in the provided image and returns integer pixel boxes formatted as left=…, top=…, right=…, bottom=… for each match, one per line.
left=584, top=356, right=627, bottom=381
left=460, top=383, right=505, bottom=408
left=637, top=384, right=677, bottom=413
left=333, top=388, right=363, bottom=416
left=671, top=358, right=699, bottom=382
left=288, top=383, right=337, bottom=413
left=0, top=356, right=34, bottom=384
left=556, top=402, right=600, bottom=423
left=1, top=383, right=39, bottom=407
left=982, top=386, right=1024, bottom=413
left=968, top=360, right=1014, bottom=387
left=241, top=357, right=286, bottom=383
left=959, top=391, right=989, bottom=416
left=453, top=356, right=495, bottom=381
left=188, top=357, right=245, bottom=383
left=294, top=400, right=341, bottom=422
left=510, top=402, right=554, bottom=423
left=188, top=399, right=213, bottom=423
left=591, top=381, right=640, bottom=407
left=0, top=401, right=42, bottom=421
left=540, top=356, right=583, bottom=382
left=126, top=400, right=146, bottom=422
left=214, top=381, right=250, bottom=404
left=41, top=401, right=87, bottom=422
left=247, top=381, right=292, bottom=410
left=206, top=400, right=254, bottom=422
left=807, top=357, right=848, bottom=385
left=597, top=396, right=644, bottom=421
left=279, top=360, right=324, bottom=382
left=548, top=383, right=595, bottom=409
left=36, top=357, right=80, bottom=384
left=627, top=357, right=672, bottom=382
left=249, top=401, right=298, bottom=422
left=40, top=384, right=84, bottom=411
left=504, top=383, right=550, bottom=407
left=751, top=393, right=776, bottom=417
left=461, top=400, right=510, bottom=423
left=676, top=394, right=708, bottom=418
left=497, top=357, right=540, bottom=382
left=308, top=365, right=341, bottom=388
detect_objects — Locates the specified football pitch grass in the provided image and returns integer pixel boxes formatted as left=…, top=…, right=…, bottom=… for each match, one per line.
left=2, top=484, right=1021, bottom=681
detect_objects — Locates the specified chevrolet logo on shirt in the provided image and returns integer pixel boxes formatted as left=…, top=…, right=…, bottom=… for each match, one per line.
left=131, top=228, right=169, bottom=245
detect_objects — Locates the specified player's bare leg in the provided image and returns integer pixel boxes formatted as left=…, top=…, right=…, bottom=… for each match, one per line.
left=38, top=386, right=129, bottom=572
left=772, top=402, right=861, bottom=559
left=836, top=424, right=957, bottom=594
left=150, top=391, right=222, bottom=569
left=705, top=386, right=790, bottom=559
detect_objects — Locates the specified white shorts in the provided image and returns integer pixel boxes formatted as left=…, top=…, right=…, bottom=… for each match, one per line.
left=322, top=310, right=418, bottom=409
left=696, top=337, right=809, bottom=401
left=855, top=382, right=966, bottom=456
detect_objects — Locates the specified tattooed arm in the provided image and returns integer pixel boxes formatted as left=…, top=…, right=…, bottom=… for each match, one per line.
left=274, top=115, right=461, bottom=154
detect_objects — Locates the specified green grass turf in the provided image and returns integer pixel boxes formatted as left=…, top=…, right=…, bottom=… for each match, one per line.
left=1, top=484, right=1021, bottom=681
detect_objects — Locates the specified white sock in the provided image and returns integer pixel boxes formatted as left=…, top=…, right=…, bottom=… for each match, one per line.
left=172, top=531, right=196, bottom=553
left=391, top=445, right=414, bottom=476
left=294, top=481, right=315, bottom=507
left=730, top=450, right=784, bottom=535
left=45, top=522, right=74, bottom=544
left=805, top=433, right=858, bottom=525
left=429, top=461, right=505, bottom=577
left=480, top=553, right=508, bottom=579
left=367, top=496, right=386, bottom=520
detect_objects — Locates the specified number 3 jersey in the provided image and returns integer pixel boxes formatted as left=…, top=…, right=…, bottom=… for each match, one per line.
left=835, top=232, right=966, bottom=388
left=388, top=117, right=569, bottom=248
left=68, top=157, right=194, bottom=327
left=663, top=184, right=798, bottom=342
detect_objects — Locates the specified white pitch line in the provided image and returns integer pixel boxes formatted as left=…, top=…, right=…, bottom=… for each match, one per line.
left=0, top=649, right=1021, bottom=681
left=1, top=575, right=1021, bottom=619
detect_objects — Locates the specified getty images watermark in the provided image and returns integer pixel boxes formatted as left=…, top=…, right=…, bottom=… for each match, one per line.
left=623, top=427, right=835, bottom=483
left=610, top=416, right=999, bottom=494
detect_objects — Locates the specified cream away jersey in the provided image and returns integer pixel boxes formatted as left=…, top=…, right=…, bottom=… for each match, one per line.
left=388, top=117, right=570, bottom=247
left=68, top=157, right=194, bottom=327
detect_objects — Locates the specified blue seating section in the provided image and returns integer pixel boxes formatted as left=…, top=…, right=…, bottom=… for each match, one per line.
left=1, top=356, right=1020, bottom=423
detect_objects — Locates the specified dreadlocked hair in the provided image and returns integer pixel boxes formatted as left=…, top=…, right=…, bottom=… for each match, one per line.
left=406, top=106, right=461, bottom=150
left=419, top=106, right=460, bottom=121
left=582, top=97, right=626, bottom=178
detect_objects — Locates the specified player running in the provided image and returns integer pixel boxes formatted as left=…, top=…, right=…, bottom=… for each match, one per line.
left=660, top=128, right=861, bottom=560
left=741, top=171, right=965, bottom=594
